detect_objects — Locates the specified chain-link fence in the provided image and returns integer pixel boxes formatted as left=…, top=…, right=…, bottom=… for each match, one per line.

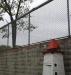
left=0, top=0, right=71, bottom=75
left=0, top=0, right=71, bottom=47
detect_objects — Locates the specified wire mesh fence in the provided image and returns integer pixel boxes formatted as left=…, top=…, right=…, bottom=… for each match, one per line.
left=0, top=0, right=70, bottom=47
left=0, top=0, right=71, bottom=75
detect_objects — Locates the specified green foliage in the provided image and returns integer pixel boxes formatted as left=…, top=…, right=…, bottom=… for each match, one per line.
left=0, top=45, right=11, bottom=50
left=0, top=16, right=3, bottom=20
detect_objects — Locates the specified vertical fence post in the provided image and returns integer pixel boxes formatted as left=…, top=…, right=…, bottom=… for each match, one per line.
left=67, top=0, right=70, bottom=37
left=28, top=13, right=31, bottom=47
left=7, top=24, right=9, bottom=47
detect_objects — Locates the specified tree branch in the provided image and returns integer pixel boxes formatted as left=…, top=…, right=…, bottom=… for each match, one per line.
left=10, top=0, right=14, bottom=9
left=15, top=0, right=22, bottom=19
left=0, top=3, right=9, bottom=14
left=4, top=0, right=12, bottom=17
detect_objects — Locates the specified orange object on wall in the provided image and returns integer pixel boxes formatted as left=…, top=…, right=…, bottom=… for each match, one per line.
left=48, top=39, right=60, bottom=50
left=43, top=39, right=60, bottom=54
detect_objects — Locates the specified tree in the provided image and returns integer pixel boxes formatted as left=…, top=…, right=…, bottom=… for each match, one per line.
left=0, top=0, right=35, bottom=48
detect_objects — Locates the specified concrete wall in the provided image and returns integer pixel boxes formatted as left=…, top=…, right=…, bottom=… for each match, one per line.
left=0, top=37, right=71, bottom=75
left=0, top=46, right=43, bottom=75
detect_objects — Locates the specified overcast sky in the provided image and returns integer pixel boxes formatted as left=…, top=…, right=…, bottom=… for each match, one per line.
left=0, top=0, right=71, bottom=46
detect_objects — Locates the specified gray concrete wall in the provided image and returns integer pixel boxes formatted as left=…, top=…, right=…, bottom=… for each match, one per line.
left=0, top=37, right=71, bottom=75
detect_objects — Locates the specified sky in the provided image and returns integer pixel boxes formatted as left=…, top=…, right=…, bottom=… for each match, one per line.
left=0, top=0, right=71, bottom=46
